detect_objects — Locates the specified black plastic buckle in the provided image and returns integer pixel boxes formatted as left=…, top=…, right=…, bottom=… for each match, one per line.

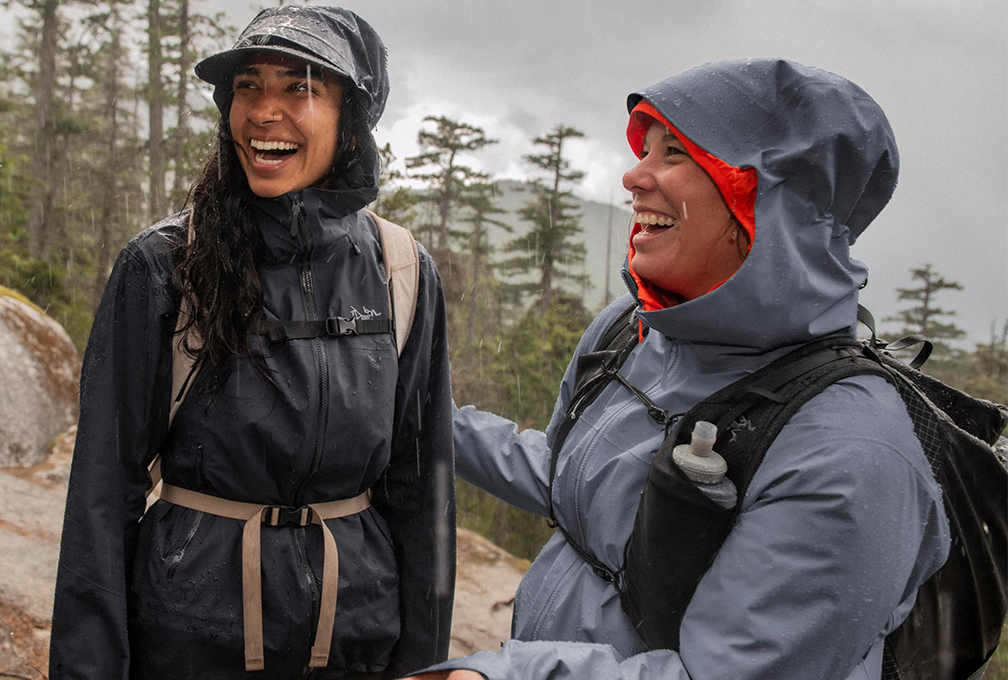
left=592, top=566, right=617, bottom=584
left=326, top=317, right=357, bottom=336
left=264, top=505, right=313, bottom=527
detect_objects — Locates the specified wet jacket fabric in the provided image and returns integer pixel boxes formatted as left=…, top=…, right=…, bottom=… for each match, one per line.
left=49, top=188, right=454, bottom=679
left=432, top=59, right=950, bottom=680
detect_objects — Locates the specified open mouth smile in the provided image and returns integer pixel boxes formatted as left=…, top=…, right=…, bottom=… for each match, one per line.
left=249, top=138, right=300, bottom=166
left=633, top=212, right=678, bottom=231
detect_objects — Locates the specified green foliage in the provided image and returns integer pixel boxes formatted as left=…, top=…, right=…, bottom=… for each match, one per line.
left=910, top=323, right=1008, bottom=405
left=0, top=243, right=95, bottom=351
left=451, top=297, right=591, bottom=560
left=488, top=296, right=591, bottom=430
left=457, top=181, right=511, bottom=347
left=372, top=142, right=420, bottom=229
left=988, top=619, right=1008, bottom=680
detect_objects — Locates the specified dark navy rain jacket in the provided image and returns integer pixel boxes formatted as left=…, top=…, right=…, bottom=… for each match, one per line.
left=49, top=193, right=454, bottom=678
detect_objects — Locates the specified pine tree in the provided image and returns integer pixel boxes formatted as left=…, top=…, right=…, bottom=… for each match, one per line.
left=91, top=1, right=133, bottom=301
left=457, top=180, right=510, bottom=348
left=501, top=124, right=588, bottom=313
left=405, top=115, right=496, bottom=263
left=147, top=0, right=167, bottom=222
left=165, top=0, right=233, bottom=206
left=23, top=0, right=60, bottom=259
left=887, top=264, right=966, bottom=357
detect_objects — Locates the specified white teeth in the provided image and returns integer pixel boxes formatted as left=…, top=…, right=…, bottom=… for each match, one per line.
left=250, top=139, right=299, bottom=151
left=254, top=152, right=285, bottom=165
left=634, top=212, right=677, bottom=228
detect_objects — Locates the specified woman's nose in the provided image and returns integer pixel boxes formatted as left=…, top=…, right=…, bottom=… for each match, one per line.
left=247, top=90, right=282, bottom=125
left=622, top=157, right=655, bottom=194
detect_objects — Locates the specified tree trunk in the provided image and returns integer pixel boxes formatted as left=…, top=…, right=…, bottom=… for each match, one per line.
left=171, top=0, right=190, bottom=201
left=95, top=22, right=121, bottom=305
left=148, top=0, right=166, bottom=222
left=468, top=217, right=483, bottom=348
left=27, top=0, right=60, bottom=259
left=538, top=262, right=553, bottom=314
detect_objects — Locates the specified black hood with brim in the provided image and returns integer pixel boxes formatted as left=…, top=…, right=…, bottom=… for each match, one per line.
left=195, top=6, right=389, bottom=128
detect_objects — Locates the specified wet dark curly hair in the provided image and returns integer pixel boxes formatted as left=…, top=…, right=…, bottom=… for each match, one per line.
left=173, top=81, right=366, bottom=392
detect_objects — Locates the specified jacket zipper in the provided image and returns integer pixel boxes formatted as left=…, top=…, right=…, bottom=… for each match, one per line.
left=291, top=195, right=325, bottom=640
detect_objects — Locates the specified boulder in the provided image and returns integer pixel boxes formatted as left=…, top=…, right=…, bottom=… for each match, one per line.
left=0, top=286, right=80, bottom=467
left=450, top=528, right=529, bottom=658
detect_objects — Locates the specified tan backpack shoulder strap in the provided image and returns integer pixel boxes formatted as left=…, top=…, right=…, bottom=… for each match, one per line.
left=148, top=214, right=201, bottom=500
left=367, top=209, right=420, bottom=356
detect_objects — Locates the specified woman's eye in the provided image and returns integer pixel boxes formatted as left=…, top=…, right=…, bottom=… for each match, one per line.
left=667, top=145, right=686, bottom=156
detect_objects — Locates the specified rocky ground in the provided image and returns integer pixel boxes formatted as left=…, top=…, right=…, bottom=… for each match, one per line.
left=0, top=427, right=526, bottom=679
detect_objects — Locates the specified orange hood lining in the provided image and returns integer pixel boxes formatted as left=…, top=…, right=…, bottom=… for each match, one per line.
left=627, top=100, right=757, bottom=244
left=625, top=100, right=758, bottom=313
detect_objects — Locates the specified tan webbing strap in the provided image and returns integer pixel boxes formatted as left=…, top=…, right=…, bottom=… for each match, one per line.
left=159, top=483, right=371, bottom=671
left=367, top=210, right=419, bottom=354
left=147, top=216, right=201, bottom=501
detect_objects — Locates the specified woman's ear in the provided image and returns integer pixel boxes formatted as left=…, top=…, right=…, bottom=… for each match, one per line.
left=735, top=219, right=751, bottom=258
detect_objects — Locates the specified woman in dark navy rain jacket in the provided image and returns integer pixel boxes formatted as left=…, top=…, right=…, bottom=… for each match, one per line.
left=49, top=7, right=454, bottom=679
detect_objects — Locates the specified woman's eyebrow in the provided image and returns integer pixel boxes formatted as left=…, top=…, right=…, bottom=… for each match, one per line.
left=280, top=67, right=315, bottom=79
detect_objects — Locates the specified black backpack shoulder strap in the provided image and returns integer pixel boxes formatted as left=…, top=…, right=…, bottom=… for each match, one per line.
left=621, top=337, right=894, bottom=650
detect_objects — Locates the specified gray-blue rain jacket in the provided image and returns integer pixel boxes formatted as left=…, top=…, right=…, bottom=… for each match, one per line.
left=434, top=59, right=950, bottom=680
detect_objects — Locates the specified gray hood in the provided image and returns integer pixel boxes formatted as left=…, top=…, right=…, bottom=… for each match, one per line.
left=624, top=59, right=899, bottom=352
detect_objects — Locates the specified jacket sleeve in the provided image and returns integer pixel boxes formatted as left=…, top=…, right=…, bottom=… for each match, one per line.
left=49, top=236, right=177, bottom=680
left=373, top=247, right=456, bottom=677
left=453, top=296, right=635, bottom=517
left=424, top=378, right=950, bottom=680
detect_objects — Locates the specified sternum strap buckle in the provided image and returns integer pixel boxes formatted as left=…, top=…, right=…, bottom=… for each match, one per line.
left=265, top=505, right=313, bottom=527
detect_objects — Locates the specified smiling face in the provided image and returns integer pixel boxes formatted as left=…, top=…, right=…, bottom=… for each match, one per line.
left=623, top=120, right=748, bottom=301
left=228, top=53, right=345, bottom=198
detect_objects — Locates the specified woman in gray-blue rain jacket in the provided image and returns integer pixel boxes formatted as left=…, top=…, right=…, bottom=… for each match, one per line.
left=49, top=7, right=454, bottom=679
left=417, top=60, right=950, bottom=680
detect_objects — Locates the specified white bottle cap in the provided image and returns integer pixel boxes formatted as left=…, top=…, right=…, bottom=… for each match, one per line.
left=672, top=420, right=728, bottom=484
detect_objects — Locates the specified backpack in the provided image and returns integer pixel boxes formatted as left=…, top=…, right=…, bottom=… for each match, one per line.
left=147, top=210, right=419, bottom=495
left=548, top=302, right=1008, bottom=680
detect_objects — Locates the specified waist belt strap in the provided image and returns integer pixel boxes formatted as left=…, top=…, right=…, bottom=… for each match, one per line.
left=159, top=484, right=371, bottom=671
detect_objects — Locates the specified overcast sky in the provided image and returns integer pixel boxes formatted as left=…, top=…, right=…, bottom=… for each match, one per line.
left=29, top=0, right=1008, bottom=345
